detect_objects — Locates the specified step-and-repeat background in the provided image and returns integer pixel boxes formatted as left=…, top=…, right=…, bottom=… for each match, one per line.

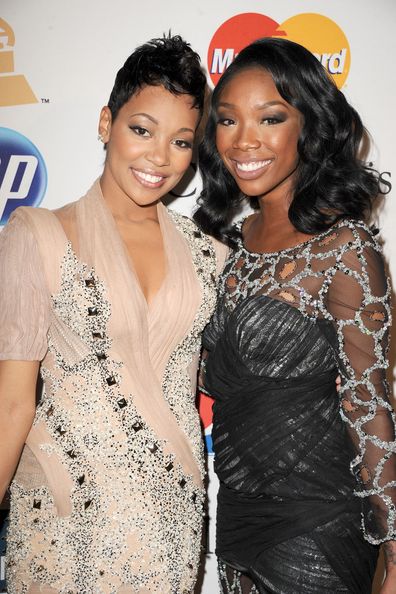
left=1, top=1, right=395, bottom=592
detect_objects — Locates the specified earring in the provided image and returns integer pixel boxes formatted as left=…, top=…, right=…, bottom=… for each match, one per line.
left=97, top=133, right=104, bottom=142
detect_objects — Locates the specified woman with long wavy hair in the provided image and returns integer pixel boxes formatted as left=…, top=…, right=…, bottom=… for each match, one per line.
left=195, top=37, right=396, bottom=594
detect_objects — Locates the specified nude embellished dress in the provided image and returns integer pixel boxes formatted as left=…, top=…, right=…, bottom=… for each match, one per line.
left=0, top=180, right=227, bottom=594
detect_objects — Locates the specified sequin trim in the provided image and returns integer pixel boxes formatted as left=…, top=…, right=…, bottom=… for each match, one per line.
left=163, top=212, right=218, bottom=478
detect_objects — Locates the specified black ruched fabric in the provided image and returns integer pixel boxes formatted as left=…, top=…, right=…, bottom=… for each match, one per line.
left=202, top=219, right=394, bottom=594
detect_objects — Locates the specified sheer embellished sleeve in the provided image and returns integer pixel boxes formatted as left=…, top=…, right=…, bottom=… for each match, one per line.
left=0, top=210, right=51, bottom=361
left=325, top=224, right=395, bottom=544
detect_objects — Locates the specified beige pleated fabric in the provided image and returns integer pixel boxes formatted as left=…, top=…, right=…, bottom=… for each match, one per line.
left=0, top=180, right=227, bottom=594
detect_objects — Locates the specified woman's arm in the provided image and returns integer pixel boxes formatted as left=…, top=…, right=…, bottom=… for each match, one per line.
left=0, top=360, right=39, bottom=501
left=382, top=541, right=396, bottom=593
left=325, top=224, right=396, bottom=588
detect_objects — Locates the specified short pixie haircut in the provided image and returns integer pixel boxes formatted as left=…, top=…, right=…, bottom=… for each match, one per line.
left=107, top=34, right=206, bottom=120
left=194, top=37, right=379, bottom=245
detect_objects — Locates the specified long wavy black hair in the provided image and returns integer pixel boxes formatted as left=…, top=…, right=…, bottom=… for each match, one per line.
left=193, top=37, right=379, bottom=245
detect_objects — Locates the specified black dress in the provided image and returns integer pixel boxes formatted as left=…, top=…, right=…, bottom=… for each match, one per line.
left=202, top=219, right=395, bottom=594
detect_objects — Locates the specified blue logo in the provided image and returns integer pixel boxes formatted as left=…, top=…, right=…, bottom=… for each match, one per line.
left=0, top=127, right=47, bottom=225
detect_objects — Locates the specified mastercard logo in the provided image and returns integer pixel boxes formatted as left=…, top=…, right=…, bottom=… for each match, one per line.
left=207, top=12, right=351, bottom=89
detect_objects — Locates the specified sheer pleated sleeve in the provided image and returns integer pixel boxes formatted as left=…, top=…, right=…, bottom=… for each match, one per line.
left=0, top=210, right=51, bottom=361
left=325, top=225, right=395, bottom=544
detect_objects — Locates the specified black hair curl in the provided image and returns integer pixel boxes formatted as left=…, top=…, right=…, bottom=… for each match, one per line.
left=193, top=37, right=379, bottom=245
left=108, top=34, right=206, bottom=119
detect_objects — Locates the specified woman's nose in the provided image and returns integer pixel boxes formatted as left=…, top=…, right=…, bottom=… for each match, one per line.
left=146, top=140, right=170, bottom=167
left=233, top=124, right=260, bottom=151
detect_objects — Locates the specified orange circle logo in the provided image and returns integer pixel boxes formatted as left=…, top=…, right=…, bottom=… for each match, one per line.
left=275, top=14, right=350, bottom=88
left=207, top=12, right=350, bottom=88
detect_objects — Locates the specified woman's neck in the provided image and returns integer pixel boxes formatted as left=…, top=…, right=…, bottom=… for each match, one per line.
left=243, top=196, right=315, bottom=253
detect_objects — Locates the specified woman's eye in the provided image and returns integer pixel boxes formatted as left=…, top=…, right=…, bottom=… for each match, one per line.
left=173, top=139, right=193, bottom=149
left=217, top=117, right=235, bottom=127
left=262, top=117, right=284, bottom=125
left=130, top=126, right=150, bottom=137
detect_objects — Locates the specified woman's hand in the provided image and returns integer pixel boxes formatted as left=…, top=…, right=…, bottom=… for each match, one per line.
left=0, top=360, right=38, bottom=500
left=198, top=349, right=208, bottom=391
left=381, top=541, right=396, bottom=593
left=380, top=569, right=396, bottom=593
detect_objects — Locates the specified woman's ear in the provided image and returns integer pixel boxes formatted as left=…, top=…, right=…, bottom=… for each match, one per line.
left=98, top=106, right=112, bottom=144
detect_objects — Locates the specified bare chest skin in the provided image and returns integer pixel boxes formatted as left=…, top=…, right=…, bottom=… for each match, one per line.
left=54, top=207, right=166, bottom=307
left=243, top=212, right=315, bottom=254
left=116, top=217, right=166, bottom=306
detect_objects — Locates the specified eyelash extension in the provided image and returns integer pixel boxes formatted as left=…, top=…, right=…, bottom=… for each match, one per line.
left=216, top=116, right=286, bottom=127
left=216, top=117, right=234, bottom=126
left=261, top=116, right=286, bottom=125
left=173, top=139, right=193, bottom=149
left=129, top=125, right=149, bottom=136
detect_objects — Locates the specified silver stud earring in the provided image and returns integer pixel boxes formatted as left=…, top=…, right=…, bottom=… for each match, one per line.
left=97, top=133, right=104, bottom=142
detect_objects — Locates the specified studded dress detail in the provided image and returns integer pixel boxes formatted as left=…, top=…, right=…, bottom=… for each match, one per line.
left=202, top=219, right=395, bottom=594
left=0, top=180, right=227, bottom=594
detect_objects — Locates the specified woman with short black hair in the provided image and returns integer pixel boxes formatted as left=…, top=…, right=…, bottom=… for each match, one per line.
left=0, top=35, right=227, bottom=594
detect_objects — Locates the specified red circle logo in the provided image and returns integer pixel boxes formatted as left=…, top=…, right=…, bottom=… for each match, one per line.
left=207, top=13, right=282, bottom=86
left=207, top=12, right=350, bottom=89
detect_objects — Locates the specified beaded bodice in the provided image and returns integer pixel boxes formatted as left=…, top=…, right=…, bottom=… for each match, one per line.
left=206, top=218, right=395, bottom=545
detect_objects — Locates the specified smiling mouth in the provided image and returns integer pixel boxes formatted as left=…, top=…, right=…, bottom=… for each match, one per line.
left=235, top=159, right=272, bottom=172
left=231, top=159, right=272, bottom=180
left=132, top=168, right=166, bottom=187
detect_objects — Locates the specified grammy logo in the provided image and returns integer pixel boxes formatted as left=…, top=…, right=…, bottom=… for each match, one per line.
left=0, top=18, right=37, bottom=106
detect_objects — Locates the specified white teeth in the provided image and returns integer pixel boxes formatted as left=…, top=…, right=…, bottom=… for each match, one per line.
left=134, top=170, right=164, bottom=183
left=236, top=160, right=271, bottom=172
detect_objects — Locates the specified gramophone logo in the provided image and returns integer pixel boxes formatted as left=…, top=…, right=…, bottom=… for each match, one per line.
left=0, top=18, right=38, bottom=106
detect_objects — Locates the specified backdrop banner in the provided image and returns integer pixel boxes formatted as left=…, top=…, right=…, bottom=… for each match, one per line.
left=1, top=1, right=395, bottom=592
